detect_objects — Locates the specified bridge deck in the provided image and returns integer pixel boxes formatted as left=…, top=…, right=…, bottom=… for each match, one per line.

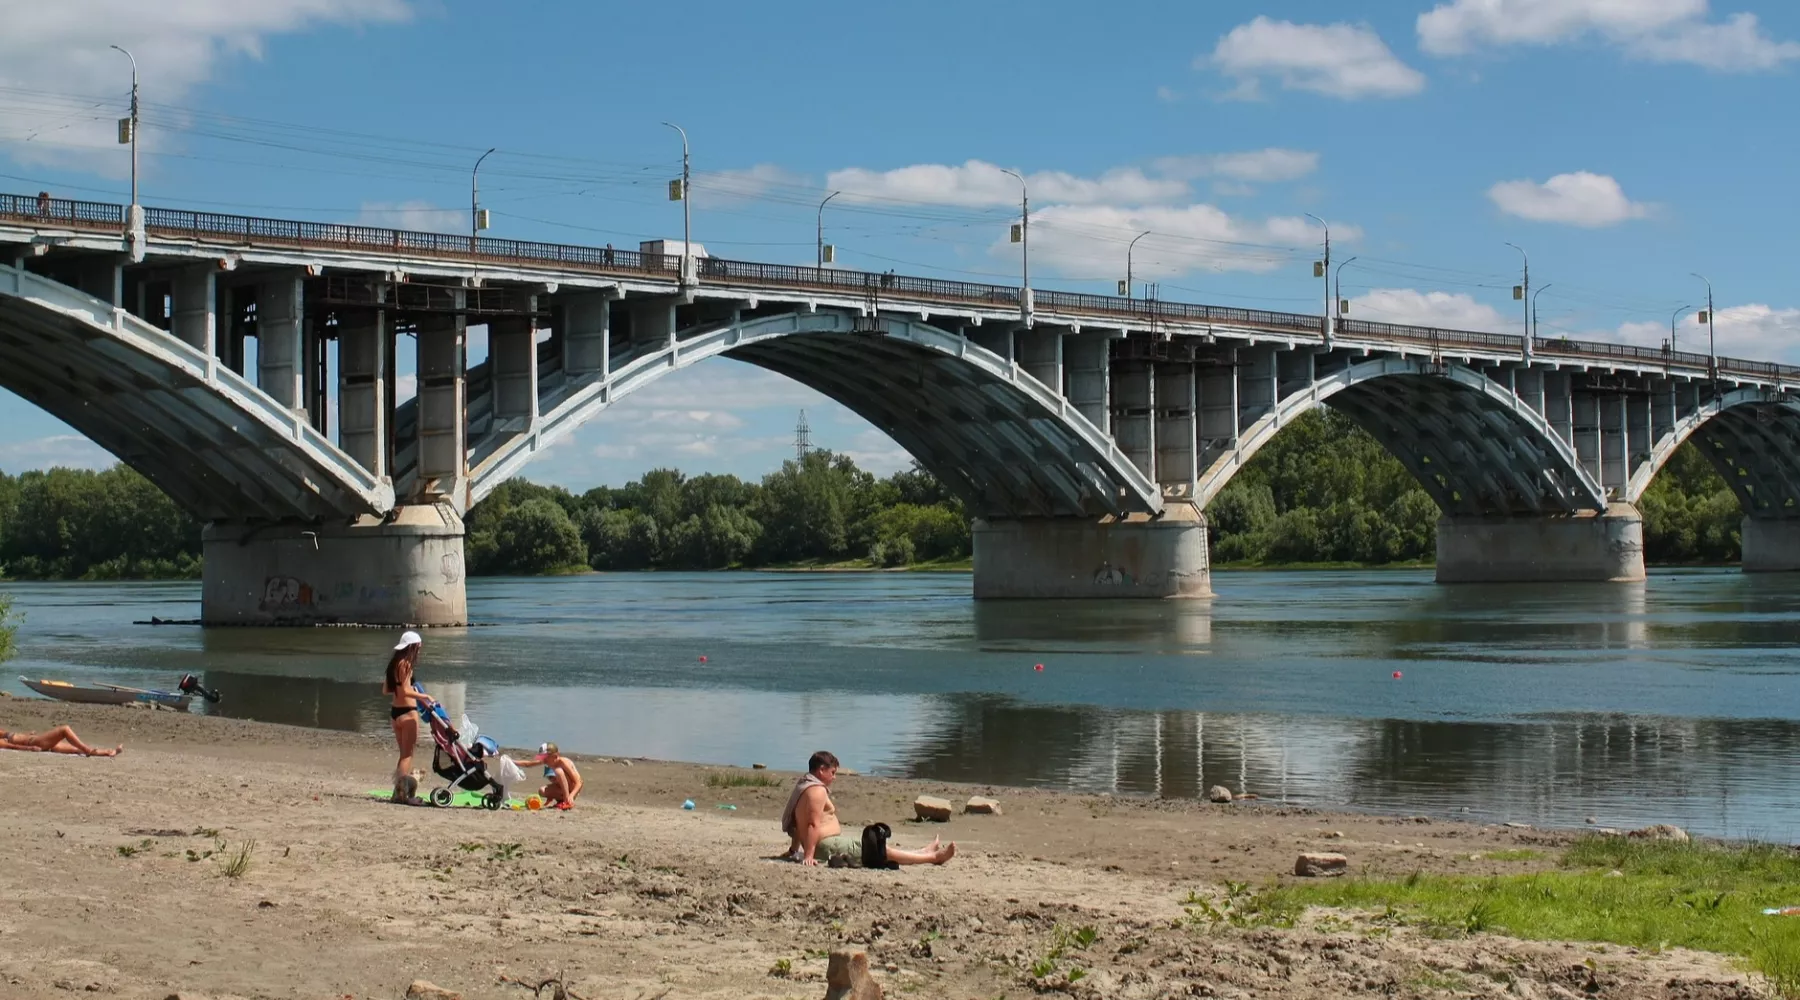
left=3, top=192, right=1790, bottom=388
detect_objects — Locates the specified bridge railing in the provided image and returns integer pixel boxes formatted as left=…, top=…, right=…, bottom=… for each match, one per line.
left=0, top=193, right=124, bottom=227
left=3, top=191, right=1793, bottom=386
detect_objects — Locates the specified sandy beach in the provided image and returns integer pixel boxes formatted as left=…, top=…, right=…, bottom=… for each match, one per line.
left=0, top=697, right=1765, bottom=999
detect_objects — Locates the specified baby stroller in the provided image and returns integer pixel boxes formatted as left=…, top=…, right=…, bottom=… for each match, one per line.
left=423, top=704, right=510, bottom=809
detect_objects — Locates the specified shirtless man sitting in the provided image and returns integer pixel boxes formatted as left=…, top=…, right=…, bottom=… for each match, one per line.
left=780, top=750, right=954, bottom=866
left=0, top=724, right=121, bottom=757
left=534, top=742, right=582, bottom=810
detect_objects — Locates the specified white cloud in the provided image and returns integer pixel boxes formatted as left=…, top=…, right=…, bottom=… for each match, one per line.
left=692, top=164, right=807, bottom=204
left=1612, top=304, right=1800, bottom=362
left=1206, top=17, right=1426, bottom=100
left=354, top=200, right=463, bottom=235
left=1418, top=0, right=1800, bottom=72
left=0, top=434, right=115, bottom=472
left=0, top=1, right=411, bottom=170
left=1486, top=172, right=1650, bottom=227
left=826, top=160, right=1187, bottom=209
left=638, top=409, right=746, bottom=431
left=840, top=429, right=911, bottom=476
left=1344, top=288, right=1511, bottom=332
left=1153, top=149, right=1320, bottom=184
left=1022, top=204, right=1359, bottom=279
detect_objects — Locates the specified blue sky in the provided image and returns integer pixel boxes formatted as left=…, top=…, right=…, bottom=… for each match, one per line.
left=1, top=0, right=1796, bottom=489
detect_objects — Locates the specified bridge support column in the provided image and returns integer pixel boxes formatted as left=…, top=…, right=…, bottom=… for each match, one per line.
left=338, top=305, right=390, bottom=477
left=201, top=504, right=466, bottom=626
left=170, top=266, right=216, bottom=354
left=1435, top=503, right=1645, bottom=583
left=1742, top=518, right=1800, bottom=573
left=972, top=505, right=1211, bottom=599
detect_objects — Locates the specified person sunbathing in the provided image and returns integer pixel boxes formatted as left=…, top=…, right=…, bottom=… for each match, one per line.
left=0, top=724, right=121, bottom=756
left=535, top=742, right=582, bottom=810
left=780, top=750, right=954, bottom=866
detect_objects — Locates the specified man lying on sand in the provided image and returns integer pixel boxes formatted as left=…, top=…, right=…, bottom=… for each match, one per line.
left=0, top=724, right=121, bottom=757
left=535, top=742, right=582, bottom=810
left=781, top=750, right=954, bottom=866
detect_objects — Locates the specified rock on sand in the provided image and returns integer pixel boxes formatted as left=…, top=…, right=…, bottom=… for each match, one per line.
left=1294, top=852, right=1349, bottom=877
left=1207, top=785, right=1234, bottom=803
left=1627, top=824, right=1690, bottom=842
left=965, top=796, right=1002, bottom=815
left=914, top=795, right=953, bottom=822
left=405, top=982, right=462, bottom=1000
left=824, top=948, right=883, bottom=999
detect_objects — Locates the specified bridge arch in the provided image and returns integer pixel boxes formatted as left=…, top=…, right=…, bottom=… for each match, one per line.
left=1195, top=356, right=1610, bottom=516
left=0, top=263, right=392, bottom=521
left=467, top=309, right=1164, bottom=519
left=1622, top=388, right=1800, bottom=518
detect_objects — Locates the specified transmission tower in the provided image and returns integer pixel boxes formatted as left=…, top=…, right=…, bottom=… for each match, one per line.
left=795, top=409, right=812, bottom=462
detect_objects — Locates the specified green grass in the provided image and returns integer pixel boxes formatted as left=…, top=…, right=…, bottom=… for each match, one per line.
left=704, top=772, right=783, bottom=789
left=1481, top=848, right=1547, bottom=862
left=1261, top=836, right=1800, bottom=995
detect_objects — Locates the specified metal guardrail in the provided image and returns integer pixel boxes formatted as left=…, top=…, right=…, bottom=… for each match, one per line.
left=4, top=192, right=1796, bottom=384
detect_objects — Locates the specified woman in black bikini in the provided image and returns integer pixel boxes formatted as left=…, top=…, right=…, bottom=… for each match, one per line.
left=383, top=630, right=436, bottom=804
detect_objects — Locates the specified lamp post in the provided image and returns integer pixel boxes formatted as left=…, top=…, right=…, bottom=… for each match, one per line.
left=999, top=167, right=1029, bottom=297
left=1669, top=303, right=1691, bottom=355
left=1505, top=242, right=1530, bottom=356
left=471, top=146, right=496, bottom=246
left=1691, top=273, right=1716, bottom=374
left=661, top=121, right=691, bottom=284
left=1531, top=283, right=1553, bottom=340
left=1304, top=214, right=1330, bottom=343
left=1124, top=230, right=1151, bottom=299
left=1334, top=256, right=1357, bottom=319
left=816, top=190, right=840, bottom=271
left=109, top=44, right=141, bottom=255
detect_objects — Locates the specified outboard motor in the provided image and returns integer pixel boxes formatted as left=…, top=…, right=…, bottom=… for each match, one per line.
left=177, top=674, right=223, bottom=704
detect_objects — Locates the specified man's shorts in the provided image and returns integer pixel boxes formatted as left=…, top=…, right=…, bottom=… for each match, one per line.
left=811, top=833, right=861, bottom=867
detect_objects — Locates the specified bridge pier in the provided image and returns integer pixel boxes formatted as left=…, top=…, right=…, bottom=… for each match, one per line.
left=972, top=505, right=1212, bottom=599
left=201, top=504, right=467, bottom=626
left=1435, top=503, right=1645, bottom=583
left=1742, top=518, right=1800, bottom=573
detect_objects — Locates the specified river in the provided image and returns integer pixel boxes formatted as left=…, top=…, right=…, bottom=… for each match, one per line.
left=4, top=569, right=1798, bottom=840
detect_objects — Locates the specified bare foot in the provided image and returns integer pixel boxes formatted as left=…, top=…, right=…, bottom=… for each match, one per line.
left=933, top=842, right=956, bottom=865
left=89, top=745, right=121, bottom=758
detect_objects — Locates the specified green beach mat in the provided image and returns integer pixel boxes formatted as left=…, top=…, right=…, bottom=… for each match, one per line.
left=365, top=788, right=526, bottom=810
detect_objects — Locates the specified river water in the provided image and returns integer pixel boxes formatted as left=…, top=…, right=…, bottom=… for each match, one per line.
left=4, top=569, right=1798, bottom=840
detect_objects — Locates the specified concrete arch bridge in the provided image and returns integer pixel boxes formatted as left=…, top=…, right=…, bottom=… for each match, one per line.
left=2, top=193, right=1796, bottom=624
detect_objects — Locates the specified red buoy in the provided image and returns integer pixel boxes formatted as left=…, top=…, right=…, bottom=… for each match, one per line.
left=1392, top=671, right=1403, bottom=679
left=1034, top=663, right=1044, bottom=672
left=699, top=655, right=708, bottom=663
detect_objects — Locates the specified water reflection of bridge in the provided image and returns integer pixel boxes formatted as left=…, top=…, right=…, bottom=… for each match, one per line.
left=896, top=700, right=1796, bottom=839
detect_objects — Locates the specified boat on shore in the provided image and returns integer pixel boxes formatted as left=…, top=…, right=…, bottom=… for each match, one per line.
left=20, top=677, right=194, bottom=710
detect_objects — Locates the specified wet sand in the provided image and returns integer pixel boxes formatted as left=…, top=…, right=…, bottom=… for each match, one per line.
left=0, top=698, right=1762, bottom=999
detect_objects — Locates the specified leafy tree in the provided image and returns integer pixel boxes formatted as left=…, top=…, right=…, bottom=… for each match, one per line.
left=490, top=498, right=586, bottom=574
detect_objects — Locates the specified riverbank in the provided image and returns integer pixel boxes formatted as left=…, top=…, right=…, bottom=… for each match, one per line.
left=0, top=699, right=1767, bottom=999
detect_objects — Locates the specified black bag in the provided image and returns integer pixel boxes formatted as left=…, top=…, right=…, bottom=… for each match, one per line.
left=860, top=822, right=899, bottom=870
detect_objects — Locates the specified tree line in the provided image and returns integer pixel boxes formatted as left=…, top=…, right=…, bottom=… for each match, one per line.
left=0, top=411, right=1745, bottom=579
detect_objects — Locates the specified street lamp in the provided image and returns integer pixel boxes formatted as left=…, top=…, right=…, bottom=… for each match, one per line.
left=109, top=44, right=141, bottom=253
left=999, top=167, right=1029, bottom=297
left=1692, top=273, right=1718, bottom=390
left=1505, top=242, right=1530, bottom=354
left=1334, top=256, right=1357, bottom=318
left=1531, top=283, right=1553, bottom=340
left=816, top=190, right=840, bottom=272
left=661, top=121, right=691, bottom=284
left=1304, top=213, right=1330, bottom=343
left=1669, top=303, right=1691, bottom=355
left=471, top=146, right=496, bottom=246
left=1123, top=230, right=1151, bottom=299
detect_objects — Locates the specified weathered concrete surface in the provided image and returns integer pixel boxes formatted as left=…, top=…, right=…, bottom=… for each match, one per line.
left=972, top=504, right=1211, bottom=599
left=202, top=504, right=466, bottom=626
left=1436, top=502, right=1644, bottom=583
left=1742, top=518, right=1800, bottom=573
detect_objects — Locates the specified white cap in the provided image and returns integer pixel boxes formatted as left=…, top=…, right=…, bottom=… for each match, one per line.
left=393, top=630, right=423, bottom=651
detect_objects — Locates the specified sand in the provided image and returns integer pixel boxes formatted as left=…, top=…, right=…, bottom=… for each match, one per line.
left=0, top=698, right=1766, bottom=1000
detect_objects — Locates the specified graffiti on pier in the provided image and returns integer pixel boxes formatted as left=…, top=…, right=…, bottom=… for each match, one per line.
left=260, top=576, right=316, bottom=612
left=1092, top=561, right=1134, bottom=586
